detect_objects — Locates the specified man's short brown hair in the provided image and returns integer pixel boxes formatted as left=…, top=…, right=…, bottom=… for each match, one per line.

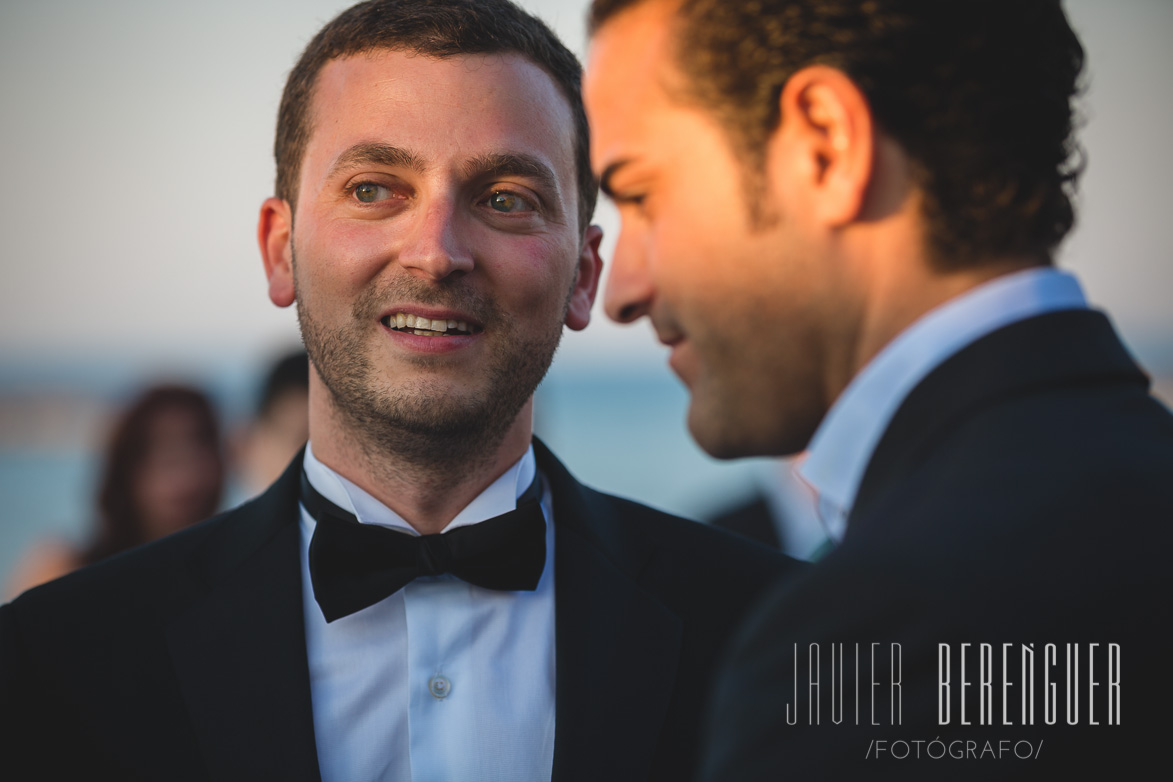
left=276, top=0, right=597, bottom=234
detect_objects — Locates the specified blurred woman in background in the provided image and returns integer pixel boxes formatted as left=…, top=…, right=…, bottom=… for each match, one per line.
left=5, top=384, right=224, bottom=597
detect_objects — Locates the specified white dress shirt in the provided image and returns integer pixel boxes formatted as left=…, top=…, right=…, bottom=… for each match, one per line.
left=751, top=456, right=825, bottom=560
left=299, top=442, right=556, bottom=782
left=798, top=267, right=1089, bottom=544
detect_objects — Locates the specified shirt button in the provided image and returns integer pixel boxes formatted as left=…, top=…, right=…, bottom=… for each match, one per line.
left=429, top=675, right=451, bottom=699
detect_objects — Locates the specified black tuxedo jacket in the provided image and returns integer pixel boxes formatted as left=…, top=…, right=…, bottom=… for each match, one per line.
left=1, top=439, right=800, bottom=781
left=708, top=496, right=781, bottom=550
left=703, top=310, right=1173, bottom=779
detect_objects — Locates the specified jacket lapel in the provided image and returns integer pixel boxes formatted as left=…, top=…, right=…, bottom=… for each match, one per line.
left=536, top=441, right=684, bottom=782
left=852, top=309, right=1148, bottom=526
left=165, top=457, right=321, bottom=781
left=164, top=443, right=687, bottom=780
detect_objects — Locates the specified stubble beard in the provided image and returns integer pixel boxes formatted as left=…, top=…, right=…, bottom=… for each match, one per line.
left=294, top=254, right=570, bottom=474
left=686, top=196, right=830, bottom=460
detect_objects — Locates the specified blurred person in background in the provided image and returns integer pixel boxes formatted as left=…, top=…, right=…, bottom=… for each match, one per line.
left=4, top=384, right=224, bottom=599
left=233, top=350, right=309, bottom=499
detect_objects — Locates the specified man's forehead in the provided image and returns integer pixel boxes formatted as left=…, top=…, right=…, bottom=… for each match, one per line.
left=586, top=1, right=687, bottom=164
left=305, top=48, right=576, bottom=171
left=589, top=0, right=679, bottom=77
left=313, top=49, right=570, bottom=118
left=588, top=0, right=693, bottom=114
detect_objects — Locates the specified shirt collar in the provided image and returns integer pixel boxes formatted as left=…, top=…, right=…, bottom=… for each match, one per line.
left=798, top=267, right=1088, bottom=541
left=302, top=440, right=537, bottom=536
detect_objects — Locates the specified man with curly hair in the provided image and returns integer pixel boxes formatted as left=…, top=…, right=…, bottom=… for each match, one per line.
left=586, top=1, right=1172, bottom=777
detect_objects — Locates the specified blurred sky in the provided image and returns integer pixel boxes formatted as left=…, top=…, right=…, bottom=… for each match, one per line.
left=1, top=0, right=1171, bottom=377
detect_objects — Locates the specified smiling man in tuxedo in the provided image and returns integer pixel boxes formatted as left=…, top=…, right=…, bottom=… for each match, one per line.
left=0, top=2, right=798, bottom=779
left=585, top=0, right=1173, bottom=778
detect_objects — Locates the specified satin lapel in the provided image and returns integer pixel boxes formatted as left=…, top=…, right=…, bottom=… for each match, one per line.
left=536, top=441, right=684, bottom=782
left=165, top=456, right=321, bottom=781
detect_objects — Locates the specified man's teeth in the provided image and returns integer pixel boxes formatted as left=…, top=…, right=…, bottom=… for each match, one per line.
left=386, top=313, right=474, bottom=336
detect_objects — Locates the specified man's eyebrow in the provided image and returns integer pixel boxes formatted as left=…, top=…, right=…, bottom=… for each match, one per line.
left=328, top=143, right=427, bottom=178
left=598, top=160, right=629, bottom=199
left=464, top=152, right=560, bottom=197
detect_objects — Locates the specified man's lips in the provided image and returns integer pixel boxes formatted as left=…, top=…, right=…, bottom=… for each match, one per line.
left=654, top=318, right=691, bottom=381
left=651, top=315, right=684, bottom=349
left=379, top=307, right=484, bottom=337
left=658, top=331, right=683, bottom=348
left=666, top=337, right=695, bottom=386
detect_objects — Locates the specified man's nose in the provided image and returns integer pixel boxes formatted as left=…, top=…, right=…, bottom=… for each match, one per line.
left=398, top=199, right=475, bottom=280
left=603, top=228, right=653, bottom=324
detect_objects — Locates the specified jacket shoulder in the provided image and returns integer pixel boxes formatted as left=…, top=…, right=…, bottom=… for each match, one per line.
left=580, top=484, right=805, bottom=605
left=5, top=481, right=293, bottom=635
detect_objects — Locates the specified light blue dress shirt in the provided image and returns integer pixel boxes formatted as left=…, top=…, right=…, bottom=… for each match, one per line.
left=798, top=267, right=1089, bottom=544
left=299, top=442, right=556, bottom=782
left=751, top=457, right=825, bottom=560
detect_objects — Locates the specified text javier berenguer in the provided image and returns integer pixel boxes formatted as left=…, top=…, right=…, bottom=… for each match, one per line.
left=780, top=642, right=1121, bottom=728
left=938, top=642, right=1121, bottom=726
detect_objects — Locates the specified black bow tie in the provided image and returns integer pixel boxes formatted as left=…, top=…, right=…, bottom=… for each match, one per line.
left=302, top=471, right=546, bottom=622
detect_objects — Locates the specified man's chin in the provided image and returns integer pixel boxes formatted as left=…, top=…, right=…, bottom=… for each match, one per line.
left=687, top=401, right=753, bottom=460
left=686, top=398, right=810, bottom=460
left=361, top=387, right=492, bottom=434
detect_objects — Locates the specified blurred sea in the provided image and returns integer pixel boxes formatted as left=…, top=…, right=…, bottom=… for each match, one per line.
left=9, top=349, right=1168, bottom=596
left=0, top=356, right=772, bottom=595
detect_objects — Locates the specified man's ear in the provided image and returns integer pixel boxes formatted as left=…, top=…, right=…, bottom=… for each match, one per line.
left=769, top=65, right=874, bottom=227
left=258, top=197, right=296, bottom=308
left=565, top=224, right=605, bottom=331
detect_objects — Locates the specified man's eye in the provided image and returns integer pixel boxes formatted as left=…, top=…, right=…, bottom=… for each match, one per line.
left=612, top=192, right=646, bottom=208
left=487, top=191, right=534, bottom=213
left=353, top=183, right=389, bottom=203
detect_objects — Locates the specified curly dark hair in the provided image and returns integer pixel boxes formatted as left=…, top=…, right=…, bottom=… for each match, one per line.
left=590, top=0, right=1085, bottom=268
left=276, top=0, right=597, bottom=234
